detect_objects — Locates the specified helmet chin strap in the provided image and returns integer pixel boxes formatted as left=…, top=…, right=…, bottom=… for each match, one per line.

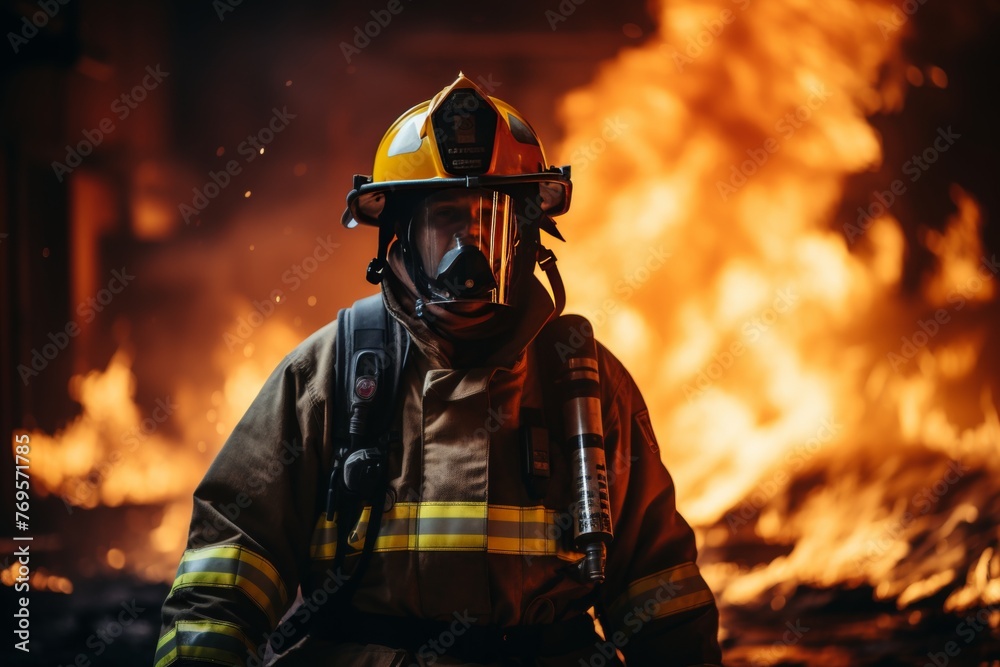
left=536, top=244, right=565, bottom=317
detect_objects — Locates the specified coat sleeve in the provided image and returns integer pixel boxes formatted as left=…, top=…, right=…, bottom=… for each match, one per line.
left=154, top=330, right=332, bottom=667
left=594, top=344, right=722, bottom=667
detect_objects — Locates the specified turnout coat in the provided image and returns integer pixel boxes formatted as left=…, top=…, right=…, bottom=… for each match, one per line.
left=155, top=275, right=721, bottom=666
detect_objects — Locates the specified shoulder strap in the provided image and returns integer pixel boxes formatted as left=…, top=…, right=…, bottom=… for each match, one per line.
left=325, top=293, right=409, bottom=608
left=327, top=294, right=409, bottom=516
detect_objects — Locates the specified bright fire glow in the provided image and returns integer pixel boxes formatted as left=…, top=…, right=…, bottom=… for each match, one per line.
left=16, top=0, right=999, bottom=620
left=24, top=315, right=301, bottom=582
left=550, top=0, right=999, bottom=612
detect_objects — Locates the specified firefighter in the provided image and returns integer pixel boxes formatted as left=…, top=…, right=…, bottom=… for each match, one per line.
left=155, top=74, right=722, bottom=667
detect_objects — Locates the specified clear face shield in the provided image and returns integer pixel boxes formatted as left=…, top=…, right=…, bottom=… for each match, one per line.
left=410, top=188, right=519, bottom=307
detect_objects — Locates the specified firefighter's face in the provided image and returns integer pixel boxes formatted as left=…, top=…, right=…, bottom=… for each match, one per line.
left=412, top=188, right=512, bottom=279
left=407, top=188, right=520, bottom=308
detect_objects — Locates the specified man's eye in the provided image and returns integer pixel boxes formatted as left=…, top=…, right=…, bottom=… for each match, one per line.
left=430, top=206, right=459, bottom=218
left=432, top=209, right=465, bottom=226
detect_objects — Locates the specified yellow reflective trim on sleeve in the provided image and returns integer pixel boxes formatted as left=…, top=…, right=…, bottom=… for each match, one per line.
left=621, top=562, right=701, bottom=601
left=183, top=545, right=289, bottom=605
left=171, top=571, right=277, bottom=624
left=181, top=646, right=244, bottom=665
left=170, top=545, right=288, bottom=627
left=155, top=620, right=254, bottom=667
left=154, top=628, right=177, bottom=667
left=607, top=561, right=715, bottom=629
left=650, top=588, right=716, bottom=619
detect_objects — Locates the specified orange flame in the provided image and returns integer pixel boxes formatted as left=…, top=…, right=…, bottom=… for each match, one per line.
left=551, top=0, right=999, bottom=613
left=18, top=0, right=999, bottom=619
left=24, top=313, right=302, bottom=581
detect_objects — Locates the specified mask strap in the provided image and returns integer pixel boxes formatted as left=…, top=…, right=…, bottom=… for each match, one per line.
left=366, top=221, right=395, bottom=285
left=537, top=244, right=565, bottom=316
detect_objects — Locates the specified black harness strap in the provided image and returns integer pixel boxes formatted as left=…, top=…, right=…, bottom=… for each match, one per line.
left=327, top=294, right=409, bottom=608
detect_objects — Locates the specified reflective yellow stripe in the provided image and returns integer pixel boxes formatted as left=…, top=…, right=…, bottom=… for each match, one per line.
left=654, top=588, right=716, bottom=617
left=154, top=628, right=178, bottom=667
left=487, top=505, right=560, bottom=555
left=607, top=562, right=715, bottom=630
left=310, top=502, right=582, bottom=559
left=375, top=532, right=411, bottom=550
left=418, top=501, right=488, bottom=519
left=416, top=532, right=487, bottom=549
left=155, top=620, right=254, bottom=667
left=621, top=562, right=701, bottom=601
left=488, top=506, right=524, bottom=523
left=169, top=545, right=288, bottom=626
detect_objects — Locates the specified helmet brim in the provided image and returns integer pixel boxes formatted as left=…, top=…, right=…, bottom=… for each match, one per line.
left=342, top=167, right=573, bottom=229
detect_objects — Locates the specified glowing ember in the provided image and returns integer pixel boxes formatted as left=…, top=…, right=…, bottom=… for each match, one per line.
left=1, top=563, right=74, bottom=595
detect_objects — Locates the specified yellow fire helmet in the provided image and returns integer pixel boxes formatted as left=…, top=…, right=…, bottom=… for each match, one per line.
left=343, top=73, right=571, bottom=311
